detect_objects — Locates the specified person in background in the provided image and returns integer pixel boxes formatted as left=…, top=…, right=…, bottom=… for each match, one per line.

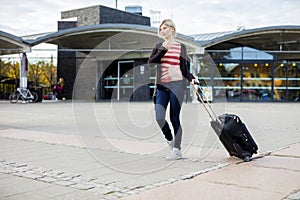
left=53, top=78, right=65, bottom=99
left=148, top=19, right=198, bottom=160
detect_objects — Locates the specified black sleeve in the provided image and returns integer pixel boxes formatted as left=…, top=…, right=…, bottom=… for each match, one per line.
left=180, top=44, right=195, bottom=81
left=148, top=43, right=168, bottom=66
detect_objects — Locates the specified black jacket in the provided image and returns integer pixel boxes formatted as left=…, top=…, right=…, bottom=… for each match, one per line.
left=148, top=42, right=195, bottom=86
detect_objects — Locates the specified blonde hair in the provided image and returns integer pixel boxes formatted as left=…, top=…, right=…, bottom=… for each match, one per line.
left=158, top=19, right=177, bottom=38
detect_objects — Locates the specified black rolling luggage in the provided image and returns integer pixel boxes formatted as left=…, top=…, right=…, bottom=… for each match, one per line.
left=196, top=86, right=258, bottom=162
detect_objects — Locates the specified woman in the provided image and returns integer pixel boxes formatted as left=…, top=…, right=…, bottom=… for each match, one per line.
left=148, top=19, right=198, bottom=160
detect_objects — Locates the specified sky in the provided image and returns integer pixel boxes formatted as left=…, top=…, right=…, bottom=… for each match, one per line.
left=0, top=0, right=300, bottom=37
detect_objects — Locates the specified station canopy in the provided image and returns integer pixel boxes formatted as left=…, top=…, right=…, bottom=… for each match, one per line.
left=0, top=31, right=30, bottom=55
left=191, top=25, right=300, bottom=59
left=1, top=25, right=300, bottom=60
left=25, top=24, right=203, bottom=60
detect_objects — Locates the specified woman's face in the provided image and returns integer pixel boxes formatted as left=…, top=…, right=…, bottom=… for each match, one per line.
left=159, top=24, right=173, bottom=39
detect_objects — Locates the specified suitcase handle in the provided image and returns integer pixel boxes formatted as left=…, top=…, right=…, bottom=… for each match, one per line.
left=194, top=83, right=221, bottom=124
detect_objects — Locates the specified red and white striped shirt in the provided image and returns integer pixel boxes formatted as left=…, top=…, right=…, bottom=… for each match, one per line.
left=160, top=43, right=183, bottom=83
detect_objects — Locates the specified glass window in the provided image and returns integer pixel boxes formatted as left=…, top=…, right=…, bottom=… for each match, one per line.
left=276, top=61, right=300, bottom=101
left=287, top=62, right=300, bottom=101
left=225, top=47, right=273, bottom=60
left=242, top=62, right=272, bottom=101
left=217, top=62, right=241, bottom=101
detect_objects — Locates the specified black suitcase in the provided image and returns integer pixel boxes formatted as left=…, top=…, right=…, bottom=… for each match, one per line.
left=196, top=86, right=258, bottom=162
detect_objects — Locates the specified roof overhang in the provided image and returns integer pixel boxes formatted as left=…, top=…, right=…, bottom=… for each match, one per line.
left=26, top=24, right=204, bottom=60
left=0, top=31, right=31, bottom=55
left=193, top=26, right=300, bottom=60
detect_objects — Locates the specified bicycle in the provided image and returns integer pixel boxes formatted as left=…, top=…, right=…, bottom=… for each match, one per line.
left=9, top=88, right=38, bottom=103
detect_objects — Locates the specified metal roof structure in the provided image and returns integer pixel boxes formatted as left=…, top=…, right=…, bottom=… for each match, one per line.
left=191, top=26, right=300, bottom=52
left=1, top=25, right=300, bottom=59
left=0, top=31, right=31, bottom=55
left=190, top=30, right=239, bottom=43
left=25, top=23, right=203, bottom=55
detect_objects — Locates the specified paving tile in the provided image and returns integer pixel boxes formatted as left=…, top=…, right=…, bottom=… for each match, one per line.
left=286, top=190, right=300, bottom=200
left=121, top=179, right=281, bottom=200
left=0, top=172, right=12, bottom=179
left=28, top=184, right=79, bottom=198
left=194, top=157, right=300, bottom=195
left=3, top=193, right=48, bottom=200
left=52, top=189, right=101, bottom=200
left=0, top=174, right=52, bottom=198
left=273, top=143, right=300, bottom=158
left=252, top=155, right=300, bottom=172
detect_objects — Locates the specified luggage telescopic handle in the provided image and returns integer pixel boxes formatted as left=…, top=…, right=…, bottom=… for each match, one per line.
left=194, top=82, right=220, bottom=123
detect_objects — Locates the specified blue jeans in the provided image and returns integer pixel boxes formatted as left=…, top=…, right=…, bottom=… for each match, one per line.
left=155, top=80, right=185, bottom=149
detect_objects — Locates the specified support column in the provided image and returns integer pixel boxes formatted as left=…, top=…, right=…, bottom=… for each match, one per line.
left=192, top=54, right=200, bottom=103
left=20, top=53, right=28, bottom=89
left=96, top=61, right=103, bottom=101
left=133, top=60, right=150, bottom=101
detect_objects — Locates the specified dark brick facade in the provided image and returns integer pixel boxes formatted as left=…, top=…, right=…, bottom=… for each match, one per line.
left=61, top=5, right=150, bottom=27
left=58, top=5, right=151, bottom=100
left=57, top=21, right=77, bottom=99
left=132, top=60, right=150, bottom=101
left=99, top=6, right=150, bottom=26
left=58, top=21, right=77, bottom=30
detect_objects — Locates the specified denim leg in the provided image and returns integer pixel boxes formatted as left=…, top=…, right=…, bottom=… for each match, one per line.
left=155, top=89, right=172, bottom=141
left=169, top=85, right=184, bottom=150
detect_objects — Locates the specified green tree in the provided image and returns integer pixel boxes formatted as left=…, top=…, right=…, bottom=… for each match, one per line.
left=41, top=56, right=57, bottom=86
left=0, top=60, right=20, bottom=79
left=0, top=57, right=57, bottom=87
left=28, top=61, right=42, bottom=86
left=8, top=61, right=20, bottom=86
left=27, top=61, right=57, bottom=86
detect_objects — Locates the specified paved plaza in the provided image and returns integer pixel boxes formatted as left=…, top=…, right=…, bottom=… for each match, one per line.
left=0, top=100, right=299, bottom=199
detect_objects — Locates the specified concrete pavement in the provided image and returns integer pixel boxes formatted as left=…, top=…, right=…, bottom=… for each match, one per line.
left=0, top=100, right=299, bottom=199
left=122, top=143, right=300, bottom=200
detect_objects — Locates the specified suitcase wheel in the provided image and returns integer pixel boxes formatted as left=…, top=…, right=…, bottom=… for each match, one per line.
left=244, top=155, right=251, bottom=162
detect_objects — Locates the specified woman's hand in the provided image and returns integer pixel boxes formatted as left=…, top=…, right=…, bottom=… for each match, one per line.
left=191, top=79, right=199, bottom=85
left=162, top=40, right=174, bottom=49
left=162, top=41, right=171, bottom=49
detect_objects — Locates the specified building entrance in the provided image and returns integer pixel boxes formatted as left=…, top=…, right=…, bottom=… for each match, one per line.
left=103, top=60, right=134, bottom=101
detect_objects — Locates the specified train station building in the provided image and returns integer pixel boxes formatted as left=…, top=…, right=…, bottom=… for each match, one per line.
left=0, top=4, right=300, bottom=102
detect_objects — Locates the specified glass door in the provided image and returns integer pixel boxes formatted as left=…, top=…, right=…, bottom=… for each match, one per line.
left=117, top=61, right=134, bottom=101
left=102, top=60, right=134, bottom=101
